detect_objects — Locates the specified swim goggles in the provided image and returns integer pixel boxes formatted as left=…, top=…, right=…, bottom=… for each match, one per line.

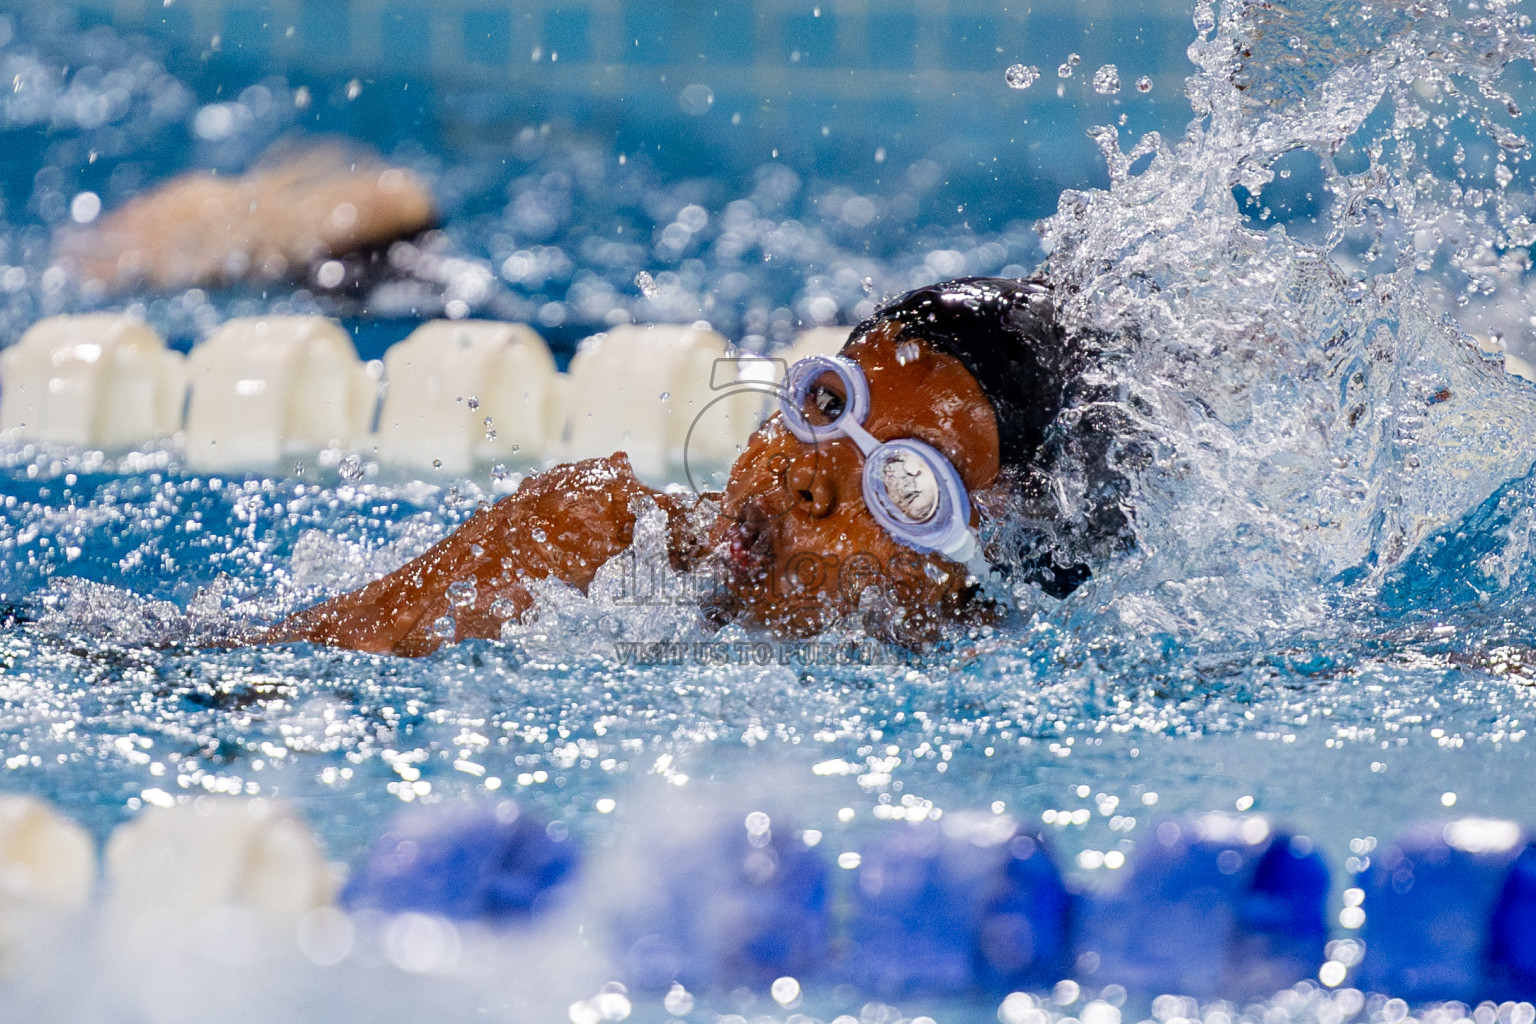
left=776, top=354, right=978, bottom=563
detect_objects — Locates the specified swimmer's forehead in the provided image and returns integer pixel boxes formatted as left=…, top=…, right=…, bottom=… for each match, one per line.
left=840, top=318, right=943, bottom=361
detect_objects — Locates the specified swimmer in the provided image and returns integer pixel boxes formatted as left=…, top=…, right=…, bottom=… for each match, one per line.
left=267, top=277, right=1134, bottom=656
left=56, top=143, right=436, bottom=293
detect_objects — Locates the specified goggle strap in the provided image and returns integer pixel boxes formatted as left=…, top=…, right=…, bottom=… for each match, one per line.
left=941, top=529, right=979, bottom=563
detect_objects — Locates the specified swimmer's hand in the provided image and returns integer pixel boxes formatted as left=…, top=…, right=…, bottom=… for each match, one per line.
left=56, top=143, right=435, bottom=292
left=263, top=453, right=685, bottom=657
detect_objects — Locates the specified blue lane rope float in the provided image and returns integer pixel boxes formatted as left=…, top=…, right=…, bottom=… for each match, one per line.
left=843, top=816, right=1071, bottom=997
left=33, top=793, right=1536, bottom=1005
left=1489, top=842, right=1536, bottom=998
left=339, top=800, right=580, bottom=922
left=1073, top=816, right=1330, bottom=1002
left=1356, top=820, right=1534, bottom=1004
left=615, top=812, right=830, bottom=992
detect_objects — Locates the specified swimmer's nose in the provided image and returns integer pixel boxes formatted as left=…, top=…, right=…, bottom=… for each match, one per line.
left=784, top=450, right=837, bottom=518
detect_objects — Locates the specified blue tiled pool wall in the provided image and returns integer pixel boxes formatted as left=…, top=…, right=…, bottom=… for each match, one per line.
left=23, top=0, right=1199, bottom=224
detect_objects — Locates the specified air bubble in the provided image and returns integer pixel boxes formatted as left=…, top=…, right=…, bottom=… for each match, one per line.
left=1093, top=65, right=1121, bottom=95
left=678, top=83, right=713, bottom=116
left=1136, top=76, right=1153, bottom=93
left=70, top=192, right=101, bottom=224
left=1005, top=64, right=1040, bottom=90
left=316, top=260, right=345, bottom=289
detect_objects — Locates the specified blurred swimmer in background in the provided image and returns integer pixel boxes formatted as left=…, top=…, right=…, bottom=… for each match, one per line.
left=56, top=142, right=436, bottom=293
left=265, top=277, right=1137, bottom=656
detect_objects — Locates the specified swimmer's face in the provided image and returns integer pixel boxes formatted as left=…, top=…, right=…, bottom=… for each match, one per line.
left=708, top=320, right=1002, bottom=640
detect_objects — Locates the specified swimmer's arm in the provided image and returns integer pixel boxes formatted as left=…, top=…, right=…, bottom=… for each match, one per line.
left=264, top=453, right=702, bottom=657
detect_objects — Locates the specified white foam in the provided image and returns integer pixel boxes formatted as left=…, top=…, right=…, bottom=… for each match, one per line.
left=184, top=315, right=376, bottom=471
left=0, top=314, right=184, bottom=449
left=375, top=319, right=560, bottom=473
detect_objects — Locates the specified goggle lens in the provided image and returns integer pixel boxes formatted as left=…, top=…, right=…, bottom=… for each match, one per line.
left=873, top=447, right=941, bottom=524
left=779, top=355, right=870, bottom=443
left=801, top=371, right=849, bottom=427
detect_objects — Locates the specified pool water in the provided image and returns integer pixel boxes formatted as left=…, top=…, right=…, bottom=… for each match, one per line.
left=6, top=0, right=1536, bottom=1021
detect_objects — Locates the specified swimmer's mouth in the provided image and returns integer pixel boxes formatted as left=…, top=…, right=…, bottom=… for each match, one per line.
left=717, top=508, right=775, bottom=579
left=700, top=503, right=777, bottom=627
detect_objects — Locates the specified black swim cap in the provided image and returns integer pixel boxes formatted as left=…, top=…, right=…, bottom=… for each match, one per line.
left=847, top=277, right=1080, bottom=469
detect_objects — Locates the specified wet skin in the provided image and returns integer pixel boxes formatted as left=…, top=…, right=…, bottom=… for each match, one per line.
left=266, top=323, right=1002, bottom=655
left=705, top=320, right=1001, bottom=639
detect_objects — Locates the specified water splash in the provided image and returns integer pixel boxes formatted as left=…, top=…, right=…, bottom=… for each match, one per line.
left=1028, top=0, right=1536, bottom=652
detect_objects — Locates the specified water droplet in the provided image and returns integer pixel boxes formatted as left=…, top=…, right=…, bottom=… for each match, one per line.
left=345, top=78, right=362, bottom=101
left=492, top=463, right=508, bottom=481
left=431, top=614, right=455, bottom=639
left=1093, top=65, right=1121, bottom=95
left=663, top=985, right=695, bottom=1016
left=314, top=260, right=345, bottom=288
left=432, top=459, right=442, bottom=469
left=1058, top=61, right=1075, bottom=79
left=338, top=455, right=363, bottom=482
left=531, top=527, right=547, bottom=543
left=770, top=976, right=801, bottom=1007
left=70, top=192, right=101, bottom=224
left=678, top=83, right=714, bottom=116
left=1136, top=76, right=1153, bottom=93
left=1005, top=63, right=1040, bottom=90
left=489, top=596, right=519, bottom=620
left=467, top=396, right=480, bottom=410
left=1067, top=53, right=1081, bottom=66
left=447, top=580, right=477, bottom=608
left=862, top=277, right=875, bottom=294
left=634, top=270, right=657, bottom=297
left=1193, top=6, right=1216, bottom=32
left=895, top=340, right=921, bottom=366
left=659, top=391, right=671, bottom=400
